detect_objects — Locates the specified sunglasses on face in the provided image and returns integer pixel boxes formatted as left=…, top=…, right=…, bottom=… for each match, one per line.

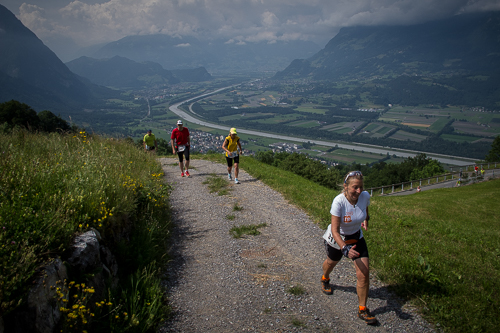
left=344, top=171, right=363, bottom=183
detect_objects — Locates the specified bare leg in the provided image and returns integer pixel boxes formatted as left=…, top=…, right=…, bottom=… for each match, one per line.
left=234, top=162, right=239, bottom=179
left=179, top=161, right=184, bottom=173
left=354, top=257, right=370, bottom=307
left=185, top=160, right=190, bottom=172
left=322, top=257, right=339, bottom=279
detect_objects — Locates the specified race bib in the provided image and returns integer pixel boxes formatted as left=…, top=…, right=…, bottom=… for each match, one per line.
left=178, top=145, right=186, bottom=152
left=228, top=151, right=238, bottom=158
left=323, top=225, right=342, bottom=249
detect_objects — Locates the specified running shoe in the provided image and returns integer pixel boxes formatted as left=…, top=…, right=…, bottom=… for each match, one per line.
left=358, top=307, right=377, bottom=325
left=228, top=173, right=232, bottom=180
left=234, top=178, right=240, bottom=184
left=321, top=276, right=333, bottom=295
left=181, top=172, right=185, bottom=177
left=185, top=171, right=190, bottom=177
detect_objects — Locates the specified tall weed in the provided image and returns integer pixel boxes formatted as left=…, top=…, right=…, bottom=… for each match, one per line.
left=0, top=128, right=170, bottom=329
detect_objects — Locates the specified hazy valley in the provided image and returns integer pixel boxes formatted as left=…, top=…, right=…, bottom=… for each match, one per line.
left=1, top=4, right=499, bottom=165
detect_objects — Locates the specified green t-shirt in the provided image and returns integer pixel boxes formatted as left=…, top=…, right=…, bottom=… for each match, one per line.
left=143, top=133, right=156, bottom=146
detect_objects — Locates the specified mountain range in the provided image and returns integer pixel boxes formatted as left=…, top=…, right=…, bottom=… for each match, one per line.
left=65, top=56, right=212, bottom=88
left=0, top=4, right=115, bottom=114
left=2, top=1, right=500, bottom=117
left=89, top=34, right=322, bottom=74
left=274, top=11, right=500, bottom=80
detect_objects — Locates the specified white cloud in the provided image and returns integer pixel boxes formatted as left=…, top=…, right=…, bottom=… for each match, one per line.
left=8, top=0, right=500, bottom=55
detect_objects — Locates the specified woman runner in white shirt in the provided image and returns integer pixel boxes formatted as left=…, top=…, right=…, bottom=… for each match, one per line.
left=321, top=171, right=377, bottom=325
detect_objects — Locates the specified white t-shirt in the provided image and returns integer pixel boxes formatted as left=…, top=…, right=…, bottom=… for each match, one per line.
left=323, top=191, right=370, bottom=247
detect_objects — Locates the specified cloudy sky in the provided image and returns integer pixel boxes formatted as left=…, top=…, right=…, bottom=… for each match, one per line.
left=2, top=0, right=500, bottom=60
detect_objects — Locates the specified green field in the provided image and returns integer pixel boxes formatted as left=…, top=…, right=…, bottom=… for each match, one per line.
left=440, top=133, right=482, bottom=143
left=253, top=113, right=302, bottom=124
left=390, top=130, right=427, bottom=142
left=428, top=117, right=451, bottom=132
left=288, top=120, right=321, bottom=128
left=322, top=148, right=383, bottom=164
left=294, top=104, right=328, bottom=114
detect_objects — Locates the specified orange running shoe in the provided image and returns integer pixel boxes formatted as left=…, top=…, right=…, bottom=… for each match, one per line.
left=321, top=276, right=333, bottom=295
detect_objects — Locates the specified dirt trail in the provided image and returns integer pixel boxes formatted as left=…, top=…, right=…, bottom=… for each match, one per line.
left=159, top=157, right=434, bottom=333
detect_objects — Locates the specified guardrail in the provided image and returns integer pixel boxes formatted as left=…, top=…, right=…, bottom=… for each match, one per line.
left=366, top=162, right=499, bottom=196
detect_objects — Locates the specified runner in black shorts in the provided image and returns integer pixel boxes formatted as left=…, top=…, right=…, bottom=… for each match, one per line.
left=170, top=120, right=191, bottom=177
left=177, top=145, right=190, bottom=164
left=321, top=171, right=377, bottom=325
left=222, top=128, right=243, bottom=184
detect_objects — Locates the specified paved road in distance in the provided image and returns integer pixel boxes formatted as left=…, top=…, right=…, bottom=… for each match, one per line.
left=169, top=87, right=477, bottom=167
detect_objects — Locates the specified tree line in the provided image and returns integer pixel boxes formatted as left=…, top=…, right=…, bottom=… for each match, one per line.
left=0, top=100, right=71, bottom=133
left=253, top=151, right=446, bottom=190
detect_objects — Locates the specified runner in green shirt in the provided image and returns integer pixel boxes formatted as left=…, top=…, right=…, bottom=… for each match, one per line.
left=143, top=129, right=158, bottom=153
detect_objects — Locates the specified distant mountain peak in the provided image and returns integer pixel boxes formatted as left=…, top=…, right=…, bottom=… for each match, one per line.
left=0, top=4, right=112, bottom=113
left=274, top=11, right=500, bottom=80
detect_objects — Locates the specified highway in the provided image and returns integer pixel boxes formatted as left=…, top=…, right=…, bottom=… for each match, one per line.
left=168, top=87, right=477, bottom=166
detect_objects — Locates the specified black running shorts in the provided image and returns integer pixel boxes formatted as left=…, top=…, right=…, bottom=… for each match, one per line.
left=226, top=155, right=240, bottom=167
left=324, top=236, right=369, bottom=262
left=177, top=146, right=190, bottom=163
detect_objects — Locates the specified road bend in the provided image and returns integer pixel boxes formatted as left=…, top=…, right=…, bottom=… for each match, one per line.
left=168, top=86, right=477, bottom=167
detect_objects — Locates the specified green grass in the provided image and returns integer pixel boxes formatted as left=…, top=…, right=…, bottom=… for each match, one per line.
left=0, top=129, right=171, bottom=331
left=202, top=173, right=231, bottom=195
left=367, top=180, right=500, bottom=332
left=229, top=223, right=267, bottom=238
left=233, top=203, right=243, bottom=211
left=287, top=285, right=306, bottom=296
left=291, top=317, right=306, bottom=328
left=429, top=117, right=451, bottom=132
left=440, top=133, right=480, bottom=143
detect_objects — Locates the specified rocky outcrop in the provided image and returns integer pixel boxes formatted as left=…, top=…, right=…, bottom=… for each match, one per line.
left=3, top=229, right=119, bottom=333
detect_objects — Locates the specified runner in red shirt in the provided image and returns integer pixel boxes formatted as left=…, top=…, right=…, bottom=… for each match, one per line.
left=170, top=120, right=191, bottom=177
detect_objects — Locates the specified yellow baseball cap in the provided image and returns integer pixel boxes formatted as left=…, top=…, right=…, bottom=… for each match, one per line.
left=230, top=128, right=237, bottom=134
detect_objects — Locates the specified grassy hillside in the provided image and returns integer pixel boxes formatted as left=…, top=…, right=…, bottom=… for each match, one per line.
left=208, top=154, right=500, bottom=333
left=0, top=129, right=171, bottom=332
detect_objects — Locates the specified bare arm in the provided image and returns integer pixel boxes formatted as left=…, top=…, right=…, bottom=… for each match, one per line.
left=222, top=139, right=229, bottom=153
left=361, top=207, right=369, bottom=231
left=171, top=139, right=176, bottom=154
left=237, top=139, right=243, bottom=154
left=331, top=215, right=345, bottom=249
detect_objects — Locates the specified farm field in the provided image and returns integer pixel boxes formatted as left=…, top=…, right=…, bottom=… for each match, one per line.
left=453, top=121, right=500, bottom=137
left=389, top=130, right=427, bottom=142
left=358, top=122, right=397, bottom=138
left=321, top=121, right=365, bottom=134
left=294, top=104, right=328, bottom=114
left=288, top=120, right=321, bottom=128
left=219, top=113, right=272, bottom=122
left=253, top=113, right=302, bottom=124
left=321, top=148, right=384, bottom=164
left=440, top=133, right=482, bottom=143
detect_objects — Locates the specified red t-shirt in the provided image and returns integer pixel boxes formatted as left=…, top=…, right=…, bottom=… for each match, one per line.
left=171, top=127, right=190, bottom=146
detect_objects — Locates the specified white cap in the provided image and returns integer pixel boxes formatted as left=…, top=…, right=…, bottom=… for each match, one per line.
left=177, top=120, right=183, bottom=125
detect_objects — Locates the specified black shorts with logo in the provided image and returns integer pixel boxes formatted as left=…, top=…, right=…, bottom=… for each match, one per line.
left=177, top=146, right=190, bottom=162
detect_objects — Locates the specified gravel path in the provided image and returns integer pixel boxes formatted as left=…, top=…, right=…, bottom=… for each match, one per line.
left=159, top=157, right=435, bottom=333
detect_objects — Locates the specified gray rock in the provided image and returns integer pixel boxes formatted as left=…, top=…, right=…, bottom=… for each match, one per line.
left=5, top=259, right=68, bottom=333
left=67, top=230, right=102, bottom=273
